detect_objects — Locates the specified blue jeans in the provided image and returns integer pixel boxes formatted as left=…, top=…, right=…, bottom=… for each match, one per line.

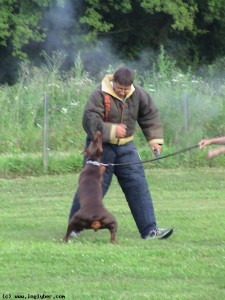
left=69, top=140, right=157, bottom=238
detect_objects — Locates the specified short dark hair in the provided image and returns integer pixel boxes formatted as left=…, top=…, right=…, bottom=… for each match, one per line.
left=113, top=67, right=134, bottom=85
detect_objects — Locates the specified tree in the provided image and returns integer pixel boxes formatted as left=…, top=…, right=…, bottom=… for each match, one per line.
left=0, top=0, right=225, bottom=83
left=195, top=0, right=225, bottom=62
left=79, top=0, right=197, bottom=55
left=0, top=0, right=51, bottom=83
left=78, top=0, right=225, bottom=71
left=0, top=0, right=50, bottom=59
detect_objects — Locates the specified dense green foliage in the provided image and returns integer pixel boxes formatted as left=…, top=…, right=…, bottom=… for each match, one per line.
left=1, top=169, right=225, bottom=298
left=0, top=0, right=225, bottom=83
left=0, top=0, right=48, bottom=57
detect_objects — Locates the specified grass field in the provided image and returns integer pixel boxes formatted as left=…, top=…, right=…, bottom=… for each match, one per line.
left=1, top=168, right=225, bottom=299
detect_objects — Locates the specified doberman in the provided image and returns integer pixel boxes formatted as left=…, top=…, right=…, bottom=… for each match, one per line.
left=63, top=131, right=118, bottom=244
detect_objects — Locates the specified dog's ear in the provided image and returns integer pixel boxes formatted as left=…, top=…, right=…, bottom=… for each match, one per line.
left=96, top=147, right=103, bottom=156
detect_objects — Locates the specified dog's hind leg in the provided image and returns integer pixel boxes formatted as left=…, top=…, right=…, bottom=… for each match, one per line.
left=109, top=221, right=118, bottom=244
left=63, top=222, right=75, bottom=242
left=104, top=216, right=118, bottom=244
left=63, top=220, right=82, bottom=242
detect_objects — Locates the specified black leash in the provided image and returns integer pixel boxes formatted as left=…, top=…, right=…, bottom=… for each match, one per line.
left=102, top=144, right=199, bottom=167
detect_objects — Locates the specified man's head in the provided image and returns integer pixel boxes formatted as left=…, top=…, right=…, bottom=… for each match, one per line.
left=113, top=67, right=134, bottom=98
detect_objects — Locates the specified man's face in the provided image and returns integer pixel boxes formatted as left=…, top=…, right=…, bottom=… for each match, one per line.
left=113, top=82, right=131, bottom=98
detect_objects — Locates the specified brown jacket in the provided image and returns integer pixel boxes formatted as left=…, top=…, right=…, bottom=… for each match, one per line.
left=82, top=75, right=164, bottom=147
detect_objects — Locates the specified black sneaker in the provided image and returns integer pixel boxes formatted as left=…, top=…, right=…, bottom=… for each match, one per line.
left=145, top=227, right=173, bottom=240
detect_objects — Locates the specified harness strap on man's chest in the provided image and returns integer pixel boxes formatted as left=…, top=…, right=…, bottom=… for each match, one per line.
left=104, top=94, right=111, bottom=122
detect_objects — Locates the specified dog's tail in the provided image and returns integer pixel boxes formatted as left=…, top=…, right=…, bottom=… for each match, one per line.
left=91, top=220, right=101, bottom=231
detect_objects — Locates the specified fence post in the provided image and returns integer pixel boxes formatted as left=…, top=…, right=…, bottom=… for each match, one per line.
left=43, top=93, right=49, bottom=173
left=183, top=91, right=189, bottom=134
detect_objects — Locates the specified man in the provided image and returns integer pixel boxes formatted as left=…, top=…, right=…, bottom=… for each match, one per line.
left=69, top=67, right=173, bottom=240
left=198, top=136, right=225, bottom=159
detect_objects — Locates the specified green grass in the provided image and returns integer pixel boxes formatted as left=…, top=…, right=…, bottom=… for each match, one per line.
left=1, top=168, right=225, bottom=299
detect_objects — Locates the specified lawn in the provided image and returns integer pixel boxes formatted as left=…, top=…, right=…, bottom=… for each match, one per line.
left=0, top=168, right=225, bottom=300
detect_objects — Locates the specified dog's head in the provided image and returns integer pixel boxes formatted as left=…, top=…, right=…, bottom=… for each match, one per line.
left=84, top=131, right=103, bottom=161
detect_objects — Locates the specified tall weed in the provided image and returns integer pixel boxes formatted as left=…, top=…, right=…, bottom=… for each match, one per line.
left=0, top=49, right=225, bottom=175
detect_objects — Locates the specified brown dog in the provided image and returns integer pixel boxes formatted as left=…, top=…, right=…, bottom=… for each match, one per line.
left=63, top=131, right=118, bottom=244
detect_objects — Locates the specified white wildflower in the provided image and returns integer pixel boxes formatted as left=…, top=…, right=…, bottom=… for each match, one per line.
left=61, top=107, right=68, bottom=114
left=71, top=101, right=79, bottom=106
left=48, top=83, right=60, bottom=88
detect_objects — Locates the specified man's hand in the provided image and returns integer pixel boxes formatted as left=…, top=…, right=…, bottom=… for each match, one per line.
left=151, top=144, right=162, bottom=156
left=198, top=139, right=212, bottom=149
left=116, top=123, right=127, bottom=138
